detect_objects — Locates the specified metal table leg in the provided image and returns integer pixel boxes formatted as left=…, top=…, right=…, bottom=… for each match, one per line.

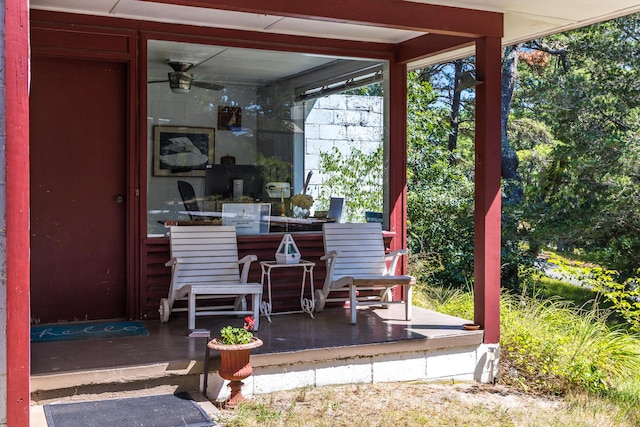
left=202, top=344, right=210, bottom=395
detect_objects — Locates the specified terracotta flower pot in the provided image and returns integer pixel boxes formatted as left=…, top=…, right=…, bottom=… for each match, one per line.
left=208, top=337, right=263, bottom=408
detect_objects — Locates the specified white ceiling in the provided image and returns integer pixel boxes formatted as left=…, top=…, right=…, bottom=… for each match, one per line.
left=146, top=40, right=346, bottom=87
left=31, top=0, right=640, bottom=72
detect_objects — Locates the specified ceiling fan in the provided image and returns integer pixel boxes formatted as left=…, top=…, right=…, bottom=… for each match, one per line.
left=148, top=60, right=224, bottom=93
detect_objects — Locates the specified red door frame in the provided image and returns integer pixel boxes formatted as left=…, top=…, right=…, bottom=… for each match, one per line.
left=29, top=15, right=140, bottom=321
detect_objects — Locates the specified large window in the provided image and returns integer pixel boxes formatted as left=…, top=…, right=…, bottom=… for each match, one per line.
left=147, top=40, right=387, bottom=237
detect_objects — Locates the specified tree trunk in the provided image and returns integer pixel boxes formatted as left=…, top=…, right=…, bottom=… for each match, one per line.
left=501, top=45, right=523, bottom=204
left=448, top=60, right=464, bottom=156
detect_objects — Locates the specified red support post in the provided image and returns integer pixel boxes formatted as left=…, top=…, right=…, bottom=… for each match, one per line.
left=5, top=0, right=32, bottom=425
left=473, top=36, right=502, bottom=344
left=388, top=61, right=408, bottom=268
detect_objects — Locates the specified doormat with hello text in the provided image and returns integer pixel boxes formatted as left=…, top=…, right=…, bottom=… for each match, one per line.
left=31, top=321, right=149, bottom=343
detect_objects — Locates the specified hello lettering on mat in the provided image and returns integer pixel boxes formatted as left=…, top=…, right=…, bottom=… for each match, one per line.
left=30, top=321, right=149, bottom=342
left=33, top=324, right=144, bottom=339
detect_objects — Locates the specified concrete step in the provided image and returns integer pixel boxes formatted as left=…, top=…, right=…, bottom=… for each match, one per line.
left=31, top=359, right=204, bottom=405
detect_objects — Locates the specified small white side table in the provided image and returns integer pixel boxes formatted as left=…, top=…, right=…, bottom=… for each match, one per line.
left=259, top=260, right=315, bottom=322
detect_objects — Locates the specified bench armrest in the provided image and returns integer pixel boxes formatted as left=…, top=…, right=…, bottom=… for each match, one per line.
left=238, top=254, right=258, bottom=283
left=320, top=250, right=338, bottom=261
left=385, top=249, right=407, bottom=275
left=165, top=257, right=183, bottom=267
left=320, top=250, right=339, bottom=292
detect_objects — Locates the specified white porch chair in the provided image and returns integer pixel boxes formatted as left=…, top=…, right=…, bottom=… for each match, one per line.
left=160, top=225, right=262, bottom=331
left=315, top=222, right=415, bottom=324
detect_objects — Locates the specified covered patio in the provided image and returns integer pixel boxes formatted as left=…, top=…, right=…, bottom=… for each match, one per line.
left=4, top=1, right=640, bottom=425
left=23, top=1, right=505, bottom=411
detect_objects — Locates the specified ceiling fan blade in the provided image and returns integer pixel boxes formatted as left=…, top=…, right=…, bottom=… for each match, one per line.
left=148, top=80, right=170, bottom=84
left=192, top=81, right=224, bottom=91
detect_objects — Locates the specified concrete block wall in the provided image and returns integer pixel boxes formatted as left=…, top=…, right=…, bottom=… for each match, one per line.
left=303, top=95, right=383, bottom=206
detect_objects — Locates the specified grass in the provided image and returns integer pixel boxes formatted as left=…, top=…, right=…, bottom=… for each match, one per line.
left=536, top=276, right=600, bottom=309
left=213, top=254, right=640, bottom=426
left=216, top=381, right=636, bottom=426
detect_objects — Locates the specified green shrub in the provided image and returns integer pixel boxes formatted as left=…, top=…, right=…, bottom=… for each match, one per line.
left=417, top=285, right=640, bottom=406
left=589, top=270, right=640, bottom=333
left=539, top=251, right=640, bottom=332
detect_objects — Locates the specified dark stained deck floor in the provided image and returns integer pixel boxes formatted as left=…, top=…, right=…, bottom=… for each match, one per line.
left=31, top=305, right=483, bottom=377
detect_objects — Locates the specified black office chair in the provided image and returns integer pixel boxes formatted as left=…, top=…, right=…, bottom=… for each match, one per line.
left=177, top=180, right=201, bottom=220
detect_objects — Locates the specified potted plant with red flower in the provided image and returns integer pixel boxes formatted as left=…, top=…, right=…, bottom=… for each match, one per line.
left=208, top=316, right=263, bottom=408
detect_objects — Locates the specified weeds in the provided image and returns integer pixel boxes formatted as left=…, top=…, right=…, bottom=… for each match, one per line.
left=217, top=381, right=634, bottom=426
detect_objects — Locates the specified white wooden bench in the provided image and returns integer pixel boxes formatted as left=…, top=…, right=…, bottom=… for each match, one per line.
left=316, top=222, right=415, bottom=324
left=160, top=225, right=262, bottom=332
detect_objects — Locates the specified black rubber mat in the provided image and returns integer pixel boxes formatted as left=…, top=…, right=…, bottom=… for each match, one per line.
left=43, top=393, right=215, bottom=427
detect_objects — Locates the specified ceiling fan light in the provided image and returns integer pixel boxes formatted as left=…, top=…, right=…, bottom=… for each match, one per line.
left=169, top=71, right=192, bottom=94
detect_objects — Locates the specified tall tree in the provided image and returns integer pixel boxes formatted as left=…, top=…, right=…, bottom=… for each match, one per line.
left=422, top=59, right=477, bottom=158
left=511, top=14, right=640, bottom=276
left=501, top=45, right=523, bottom=204
left=448, top=60, right=464, bottom=153
left=405, top=71, right=476, bottom=286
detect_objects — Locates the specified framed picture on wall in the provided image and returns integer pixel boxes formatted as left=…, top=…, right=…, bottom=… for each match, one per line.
left=153, top=126, right=215, bottom=177
left=217, top=106, right=242, bottom=130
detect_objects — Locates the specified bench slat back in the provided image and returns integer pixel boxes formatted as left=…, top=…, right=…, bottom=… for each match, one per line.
left=169, top=226, right=241, bottom=286
left=323, top=223, right=387, bottom=279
